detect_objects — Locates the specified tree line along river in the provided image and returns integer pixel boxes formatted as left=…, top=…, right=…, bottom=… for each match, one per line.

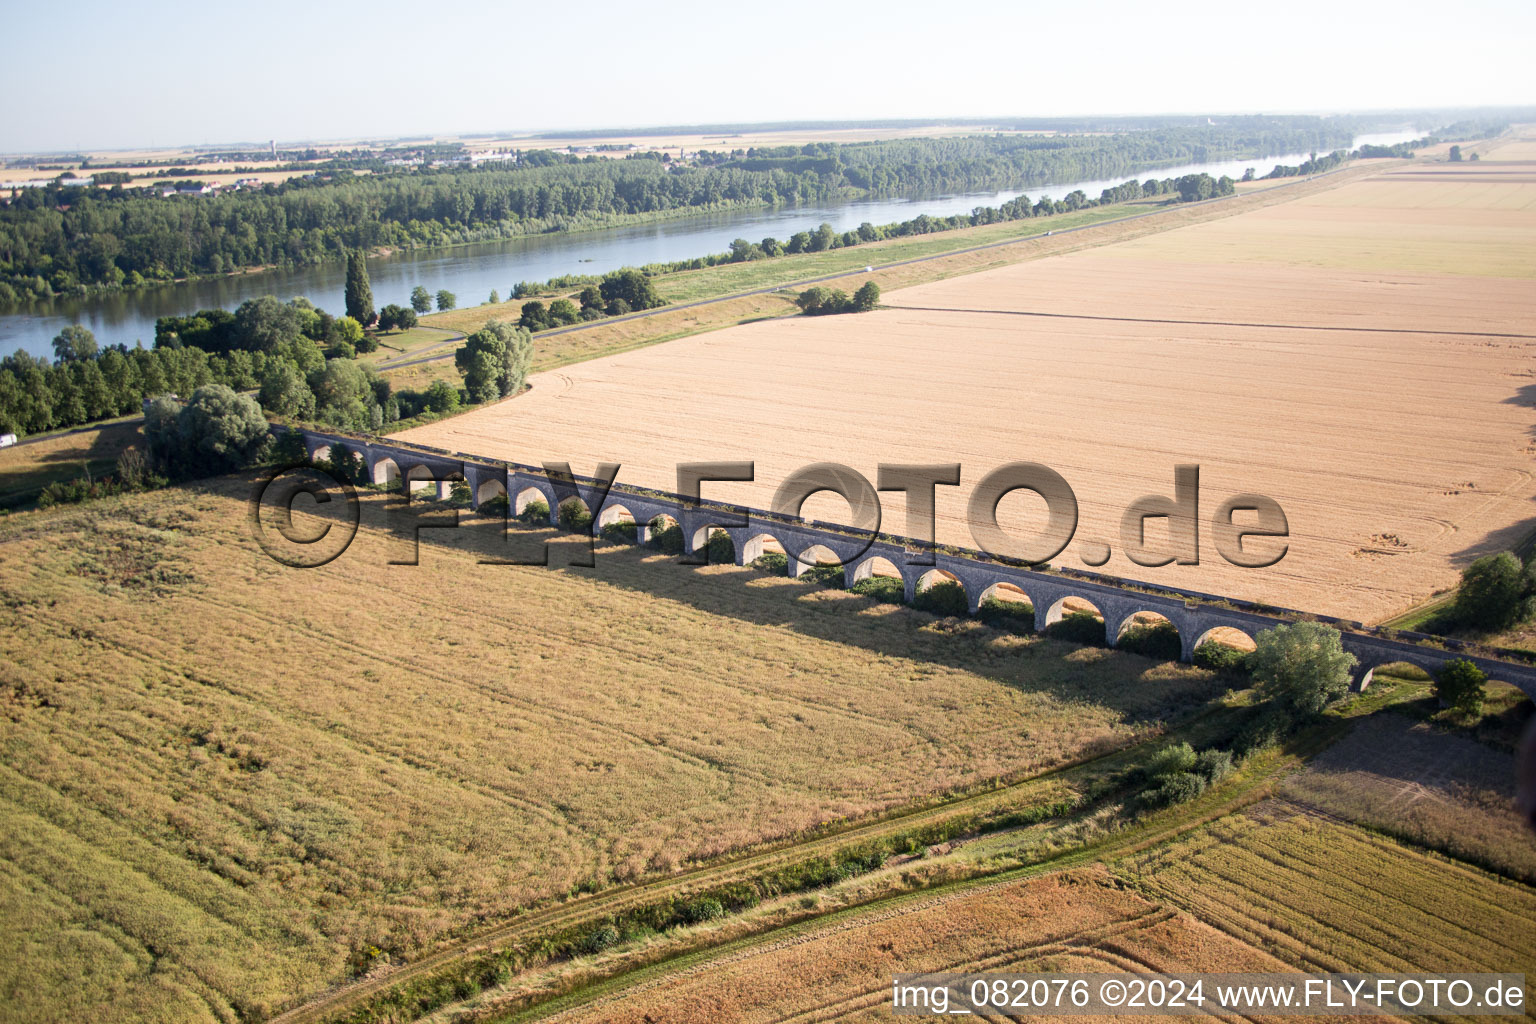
left=0, top=132, right=1420, bottom=361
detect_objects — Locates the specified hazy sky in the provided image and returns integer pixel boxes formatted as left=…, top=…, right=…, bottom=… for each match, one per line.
left=4, top=0, right=1533, bottom=152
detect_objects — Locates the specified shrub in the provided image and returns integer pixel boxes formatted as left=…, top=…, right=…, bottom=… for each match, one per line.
left=976, top=596, right=1034, bottom=630
left=1145, top=742, right=1197, bottom=780
left=600, top=520, right=638, bottom=543
left=1145, top=771, right=1206, bottom=807
left=913, top=579, right=968, bottom=616
left=1116, top=620, right=1182, bottom=661
left=447, top=481, right=473, bottom=507
left=850, top=575, right=905, bottom=604
left=557, top=500, right=592, bottom=532
left=752, top=552, right=787, bottom=575
left=1434, top=658, right=1487, bottom=715
left=678, top=897, right=725, bottom=925
left=268, top=427, right=310, bottom=468
left=799, top=564, right=846, bottom=588
left=1044, top=611, right=1106, bottom=646
left=706, top=529, right=735, bottom=565
left=516, top=499, right=549, bottom=524
left=1193, top=640, right=1250, bottom=675
left=1193, top=748, right=1234, bottom=784
left=650, top=523, right=683, bottom=554
left=581, top=924, right=620, bottom=955
left=478, top=494, right=509, bottom=518
left=1232, top=705, right=1295, bottom=757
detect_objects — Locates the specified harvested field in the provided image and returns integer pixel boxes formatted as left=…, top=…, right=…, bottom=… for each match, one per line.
left=1118, top=802, right=1536, bottom=988
left=1279, top=713, right=1536, bottom=882
left=0, top=480, right=1219, bottom=1023
left=397, top=161, right=1536, bottom=624
left=544, top=866, right=1302, bottom=1024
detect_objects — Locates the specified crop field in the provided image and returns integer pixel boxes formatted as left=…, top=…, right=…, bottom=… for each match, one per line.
left=543, top=866, right=1298, bottom=1024
left=396, top=159, right=1536, bottom=624
left=1118, top=802, right=1536, bottom=995
left=0, top=480, right=1222, bottom=1023
left=1278, top=713, right=1536, bottom=882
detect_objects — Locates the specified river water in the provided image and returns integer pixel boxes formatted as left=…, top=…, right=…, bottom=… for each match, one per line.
left=0, top=131, right=1420, bottom=360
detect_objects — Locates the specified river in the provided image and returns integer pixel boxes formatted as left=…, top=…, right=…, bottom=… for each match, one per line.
left=0, top=131, right=1421, bottom=361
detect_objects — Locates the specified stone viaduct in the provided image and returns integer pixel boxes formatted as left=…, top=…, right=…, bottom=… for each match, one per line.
left=291, top=427, right=1536, bottom=700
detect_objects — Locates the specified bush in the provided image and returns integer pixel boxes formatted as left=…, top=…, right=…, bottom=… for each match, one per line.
left=850, top=575, right=905, bottom=604
left=1145, top=742, right=1197, bottom=780
left=913, top=579, right=968, bottom=616
left=799, top=564, right=846, bottom=588
left=752, top=551, right=788, bottom=575
left=678, top=897, right=725, bottom=925
left=1232, top=705, right=1295, bottom=757
left=650, top=523, right=683, bottom=554
left=1192, top=640, right=1250, bottom=675
left=1145, top=771, right=1206, bottom=807
left=705, top=529, right=735, bottom=564
left=581, top=924, right=620, bottom=955
left=1044, top=611, right=1106, bottom=646
left=478, top=494, right=509, bottom=518
left=976, top=596, right=1034, bottom=630
left=516, top=499, right=549, bottom=524
left=1116, top=620, right=1182, bottom=661
left=600, top=520, right=638, bottom=543
left=557, top=500, right=592, bottom=532
left=1193, top=748, right=1234, bottom=784
left=1434, top=658, right=1487, bottom=715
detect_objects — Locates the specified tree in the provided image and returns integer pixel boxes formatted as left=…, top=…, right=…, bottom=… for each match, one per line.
left=52, top=324, right=98, bottom=363
left=232, top=296, right=303, bottom=353
left=326, top=315, right=364, bottom=357
left=377, top=304, right=418, bottom=332
left=599, top=268, right=662, bottom=312
left=1434, top=659, right=1486, bottom=715
left=454, top=319, right=533, bottom=401
left=578, top=286, right=603, bottom=311
left=171, top=385, right=270, bottom=476
left=307, top=358, right=384, bottom=430
left=410, top=286, right=432, bottom=314
left=1453, top=552, right=1535, bottom=632
left=851, top=281, right=880, bottom=312
left=258, top=361, right=316, bottom=419
left=424, top=379, right=460, bottom=413
left=488, top=290, right=500, bottom=305
left=436, top=290, right=457, bottom=311
left=1248, top=622, right=1357, bottom=715
left=518, top=300, right=549, bottom=331
left=1449, top=145, right=1464, bottom=162
left=547, top=299, right=578, bottom=325
left=344, top=250, right=375, bottom=326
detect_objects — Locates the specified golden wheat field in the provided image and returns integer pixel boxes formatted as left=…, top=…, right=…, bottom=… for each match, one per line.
left=1120, top=801, right=1536, bottom=1008
left=0, top=479, right=1220, bottom=1023
left=543, top=866, right=1321, bottom=1024
left=397, top=160, right=1536, bottom=623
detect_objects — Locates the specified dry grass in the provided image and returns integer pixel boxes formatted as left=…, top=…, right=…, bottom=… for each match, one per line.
left=0, top=479, right=1221, bottom=1023
left=0, top=421, right=142, bottom=509
left=1279, top=713, right=1536, bottom=882
left=396, top=163, right=1536, bottom=624
left=1118, top=801, right=1536, bottom=987
left=542, top=866, right=1297, bottom=1024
